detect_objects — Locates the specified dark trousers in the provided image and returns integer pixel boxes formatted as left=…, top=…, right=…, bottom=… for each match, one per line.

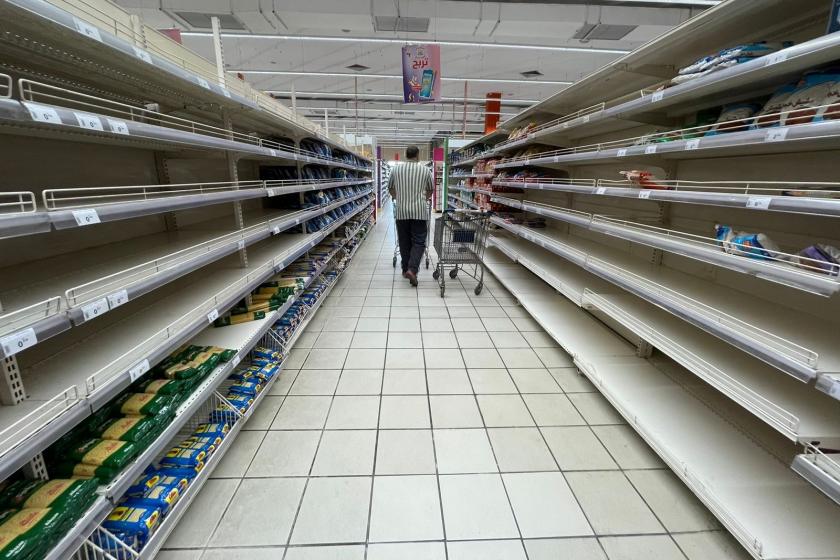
left=396, top=219, right=427, bottom=274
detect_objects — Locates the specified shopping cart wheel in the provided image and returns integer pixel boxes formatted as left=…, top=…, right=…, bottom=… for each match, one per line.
left=449, top=269, right=458, bottom=279
left=425, top=258, right=430, bottom=269
left=392, top=256, right=397, bottom=268
left=474, top=283, right=483, bottom=296
left=433, top=269, right=440, bottom=280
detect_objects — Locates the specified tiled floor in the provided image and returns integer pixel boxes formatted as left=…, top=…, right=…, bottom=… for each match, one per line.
left=159, top=204, right=750, bottom=560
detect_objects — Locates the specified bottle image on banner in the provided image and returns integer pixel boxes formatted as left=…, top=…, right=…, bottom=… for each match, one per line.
left=402, top=44, right=441, bottom=103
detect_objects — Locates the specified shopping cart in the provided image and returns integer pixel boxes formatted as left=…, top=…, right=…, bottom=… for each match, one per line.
left=432, top=208, right=491, bottom=297
left=392, top=200, right=433, bottom=270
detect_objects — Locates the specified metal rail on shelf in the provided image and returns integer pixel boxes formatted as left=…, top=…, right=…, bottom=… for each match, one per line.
left=0, top=296, right=66, bottom=343
left=0, top=386, right=81, bottom=465
left=0, top=191, right=38, bottom=215
left=792, top=444, right=840, bottom=505
left=492, top=195, right=840, bottom=296
left=500, top=102, right=606, bottom=145
left=0, top=73, right=11, bottom=98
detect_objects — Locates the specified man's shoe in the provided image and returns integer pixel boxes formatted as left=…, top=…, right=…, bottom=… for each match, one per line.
left=406, top=270, right=418, bottom=287
left=402, top=271, right=409, bottom=278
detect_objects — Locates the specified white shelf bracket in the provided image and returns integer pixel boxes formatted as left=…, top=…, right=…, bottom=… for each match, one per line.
left=22, top=452, right=48, bottom=481
left=1, top=355, right=26, bottom=406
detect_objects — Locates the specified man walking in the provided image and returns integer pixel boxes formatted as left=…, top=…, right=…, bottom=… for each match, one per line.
left=388, top=145, right=433, bottom=286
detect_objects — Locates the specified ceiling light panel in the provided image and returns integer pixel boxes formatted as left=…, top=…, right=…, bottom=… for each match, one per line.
left=174, top=12, right=245, bottom=30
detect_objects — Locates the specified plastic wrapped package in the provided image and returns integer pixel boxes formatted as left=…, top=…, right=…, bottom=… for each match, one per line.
left=715, top=225, right=785, bottom=260
left=101, top=502, right=161, bottom=548
left=797, top=244, right=840, bottom=275
left=0, top=508, right=66, bottom=560
left=704, top=103, right=762, bottom=135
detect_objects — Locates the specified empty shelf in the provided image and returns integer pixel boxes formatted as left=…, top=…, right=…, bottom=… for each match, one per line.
left=792, top=447, right=840, bottom=506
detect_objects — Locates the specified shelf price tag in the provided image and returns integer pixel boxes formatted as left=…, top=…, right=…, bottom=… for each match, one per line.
left=685, top=139, right=701, bottom=150
left=107, top=119, right=130, bottom=135
left=237, top=240, right=245, bottom=250
left=764, top=51, right=788, bottom=67
left=582, top=115, right=590, bottom=123
left=1, top=328, right=37, bottom=357
left=128, top=359, right=150, bottom=382
left=73, top=18, right=102, bottom=42
left=107, top=289, right=129, bottom=309
left=746, top=196, right=772, bottom=210
left=132, top=46, right=152, bottom=64
left=651, top=91, right=664, bottom=103
left=72, top=208, right=101, bottom=226
left=595, top=187, right=607, bottom=195
left=82, top=298, right=109, bottom=321
left=269, top=149, right=277, bottom=157
left=221, top=88, right=232, bottom=99
left=616, top=148, right=628, bottom=157
left=231, top=354, right=241, bottom=368
left=267, top=188, right=277, bottom=197
left=638, top=190, right=652, bottom=199
left=24, top=103, right=61, bottom=124
left=207, top=308, right=219, bottom=323
left=196, top=77, right=211, bottom=90
left=74, top=112, right=104, bottom=131
left=645, top=145, right=657, bottom=154
left=764, top=128, right=789, bottom=142
left=272, top=226, right=281, bottom=235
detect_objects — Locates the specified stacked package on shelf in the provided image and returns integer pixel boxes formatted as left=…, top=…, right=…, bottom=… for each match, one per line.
left=272, top=271, right=338, bottom=345
left=46, top=345, right=236, bottom=485
left=96, top=352, right=284, bottom=554
left=214, top=277, right=304, bottom=327
left=672, top=42, right=792, bottom=85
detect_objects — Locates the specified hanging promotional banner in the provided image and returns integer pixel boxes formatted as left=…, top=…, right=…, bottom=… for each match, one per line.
left=401, top=44, right=441, bottom=104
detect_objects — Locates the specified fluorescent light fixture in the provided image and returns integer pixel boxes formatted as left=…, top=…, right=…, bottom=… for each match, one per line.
left=232, top=69, right=571, bottom=85
left=299, top=107, right=515, bottom=117
left=267, top=91, right=540, bottom=104
left=181, top=31, right=629, bottom=55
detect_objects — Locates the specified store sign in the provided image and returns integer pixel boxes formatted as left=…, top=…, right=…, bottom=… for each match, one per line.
left=402, top=44, right=441, bottom=103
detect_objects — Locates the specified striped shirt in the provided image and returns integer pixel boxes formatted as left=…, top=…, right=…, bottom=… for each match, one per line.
left=388, top=162, right=433, bottom=220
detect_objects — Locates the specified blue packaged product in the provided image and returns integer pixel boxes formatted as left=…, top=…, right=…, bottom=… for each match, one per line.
left=102, top=502, right=161, bottom=547
left=228, top=380, right=264, bottom=397
left=91, top=529, right=139, bottom=559
left=154, top=464, right=203, bottom=480
left=192, top=422, right=229, bottom=439
left=160, top=447, right=207, bottom=469
left=175, top=437, right=218, bottom=456
left=126, top=472, right=189, bottom=500
left=127, top=482, right=182, bottom=516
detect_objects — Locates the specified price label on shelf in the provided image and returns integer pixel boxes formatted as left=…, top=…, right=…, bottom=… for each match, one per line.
left=1, top=328, right=37, bottom=357
left=685, top=139, right=701, bottom=150
left=764, top=51, right=788, bottom=67
left=595, top=187, right=607, bottom=195
left=221, top=88, right=232, bottom=99
left=107, top=289, right=129, bottom=309
left=616, top=148, right=628, bottom=157
left=269, top=149, right=277, bottom=157
left=73, top=18, right=102, bottom=42
left=237, top=240, right=245, bottom=250
left=132, top=46, right=152, bottom=64
left=552, top=156, right=560, bottom=163
left=645, top=145, right=658, bottom=154
left=746, top=196, right=772, bottom=210
left=231, top=354, right=241, bottom=368
left=196, top=77, right=211, bottom=90
left=638, top=190, right=652, bottom=199
left=207, top=309, right=219, bottom=323
left=651, top=91, right=664, bottom=103
left=128, top=359, right=150, bottom=382
left=82, top=298, right=109, bottom=322
left=24, top=103, right=61, bottom=125
left=72, top=208, right=101, bottom=226
left=74, top=112, right=104, bottom=131
left=764, top=128, right=789, bottom=142
left=272, top=226, right=281, bottom=235
left=107, top=119, right=130, bottom=135
left=582, top=115, right=590, bottom=123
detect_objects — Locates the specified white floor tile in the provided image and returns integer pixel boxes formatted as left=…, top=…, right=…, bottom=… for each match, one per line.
left=426, top=369, right=473, bottom=394
left=379, top=395, right=431, bottom=428
left=290, top=369, right=342, bottom=395
left=511, top=317, right=542, bottom=331
left=290, top=477, right=372, bottom=544
left=271, top=396, right=332, bottom=430
left=429, top=395, right=484, bottom=428
left=344, top=348, right=386, bottom=369
left=246, top=430, right=321, bottom=477
left=488, top=428, right=557, bottom=472
left=389, top=317, right=421, bottom=332
left=551, top=368, right=596, bottom=392
left=284, top=349, right=310, bottom=369
left=336, top=369, right=383, bottom=395
left=367, top=542, right=446, bottom=560
left=387, top=331, right=423, bottom=348
left=211, top=430, right=265, bottom=479
left=350, top=331, right=388, bottom=348
left=424, top=348, right=465, bottom=368
left=422, top=331, right=459, bottom=348
left=164, top=479, right=238, bottom=548
left=361, top=306, right=391, bottom=318
left=385, top=348, right=425, bottom=369
left=357, top=317, right=390, bottom=331
left=503, top=472, right=592, bottom=538
left=332, top=307, right=363, bottom=318
left=419, top=306, right=450, bottom=317
left=268, top=369, right=299, bottom=396
left=455, top=331, right=494, bottom=348
left=461, top=348, right=506, bottom=368
left=497, top=348, right=545, bottom=369
left=508, top=368, right=562, bottom=393
left=541, top=427, right=618, bottom=471
left=599, top=536, right=686, bottom=560
left=673, top=531, right=751, bottom=560
left=567, top=393, right=626, bottom=425
left=448, top=307, right=479, bottom=318
left=284, top=545, right=365, bottom=560
left=524, top=538, right=606, bottom=560
left=303, top=349, right=349, bottom=370
left=390, top=306, right=420, bottom=318
left=326, top=396, right=380, bottom=429
left=321, top=317, right=359, bottom=332
left=477, top=395, right=535, bottom=427
left=521, top=331, right=559, bottom=348
left=311, top=430, right=376, bottom=475
left=369, top=475, right=444, bottom=542
left=209, top=478, right=305, bottom=546
left=439, top=474, right=519, bottom=540
left=468, top=369, right=517, bottom=394
left=477, top=306, right=509, bottom=318
left=375, top=429, right=436, bottom=474
left=158, top=549, right=204, bottom=560
left=421, top=318, right=453, bottom=331
left=533, top=346, right=574, bottom=367
left=244, top=396, right=284, bottom=430
left=523, top=394, right=586, bottom=426
left=626, top=469, right=719, bottom=532
left=446, top=540, right=527, bottom=560
left=481, top=317, right=518, bottom=331
left=435, top=428, right=498, bottom=474
left=450, top=318, right=486, bottom=332
left=592, top=425, right=663, bottom=468
left=383, top=369, right=428, bottom=394
left=565, top=471, right=663, bottom=535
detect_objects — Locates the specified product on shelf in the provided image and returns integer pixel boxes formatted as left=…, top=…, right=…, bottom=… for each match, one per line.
left=0, top=506, right=69, bottom=560
left=619, top=170, right=670, bottom=189
left=715, top=224, right=784, bottom=260
left=704, top=102, right=763, bottom=135
left=797, top=244, right=840, bottom=275
left=672, top=41, right=792, bottom=85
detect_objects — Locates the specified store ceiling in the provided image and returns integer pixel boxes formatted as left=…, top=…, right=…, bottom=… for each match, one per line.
left=114, top=0, right=716, bottom=145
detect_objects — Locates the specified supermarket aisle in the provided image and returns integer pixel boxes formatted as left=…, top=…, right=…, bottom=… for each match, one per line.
left=159, top=203, right=749, bottom=560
